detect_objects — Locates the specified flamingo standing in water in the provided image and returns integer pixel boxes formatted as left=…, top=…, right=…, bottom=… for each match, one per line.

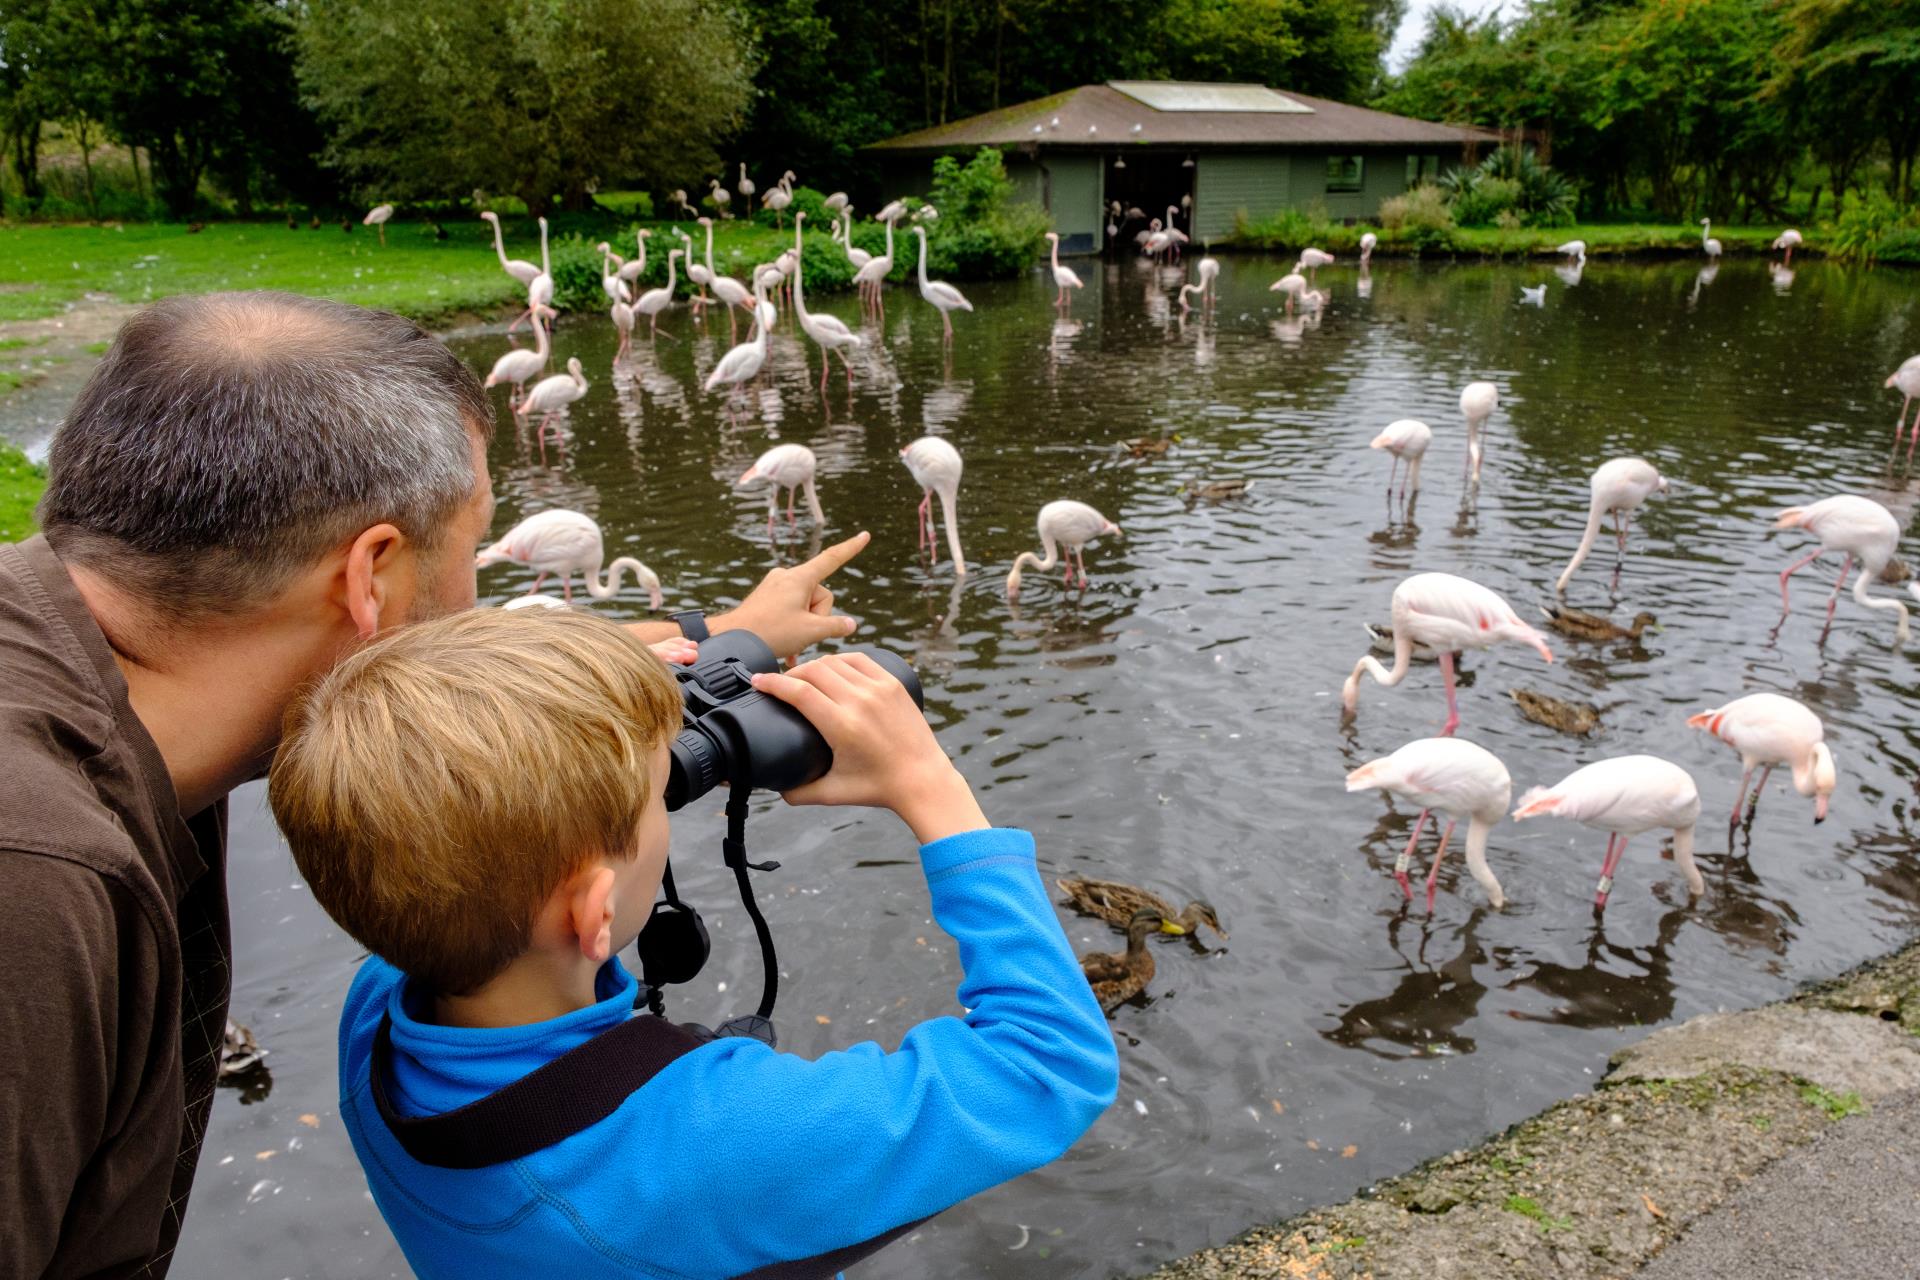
left=633, top=249, right=680, bottom=341
left=1270, top=266, right=1307, bottom=313
left=1371, top=419, right=1432, bottom=499
left=910, top=225, right=971, bottom=342
left=901, top=436, right=966, bottom=573
left=481, top=211, right=541, bottom=289
left=1773, top=228, right=1803, bottom=265
left=791, top=214, right=861, bottom=390
left=703, top=278, right=772, bottom=412
left=738, top=443, right=823, bottom=535
left=1557, top=239, right=1587, bottom=263
left=1555, top=458, right=1667, bottom=596
left=1689, top=693, right=1836, bottom=829
left=1886, top=354, right=1920, bottom=460
left=1179, top=257, right=1219, bottom=312
left=617, top=229, right=650, bottom=294
left=509, top=217, right=554, bottom=334
left=519, top=356, right=587, bottom=461
left=477, top=509, right=662, bottom=608
left=1006, top=500, right=1121, bottom=597
left=1699, top=218, right=1722, bottom=260
left=852, top=212, right=899, bottom=318
left=1046, top=232, right=1084, bottom=309
left=1775, top=495, right=1912, bottom=644
left=1460, top=381, right=1498, bottom=480
left=1346, top=737, right=1513, bottom=911
left=1512, top=756, right=1704, bottom=911
left=1342, top=572, right=1554, bottom=736
left=1298, top=247, right=1334, bottom=282
left=363, top=203, right=394, bottom=246
left=1359, top=231, right=1378, bottom=266
left=678, top=228, right=713, bottom=314
left=838, top=214, right=873, bottom=274
left=596, top=242, right=631, bottom=307
left=484, top=304, right=555, bottom=408
left=1162, top=205, right=1189, bottom=260
left=701, top=217, right=755, bottom=341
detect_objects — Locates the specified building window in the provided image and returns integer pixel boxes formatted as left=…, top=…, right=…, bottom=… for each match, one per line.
left=1405, top=153, right=1441, bottom=187
left=1325, top=155, right=1364, bottom=194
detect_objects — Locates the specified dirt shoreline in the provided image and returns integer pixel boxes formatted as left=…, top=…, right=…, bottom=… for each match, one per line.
left=1141, top=940, right=1920, bottom=1279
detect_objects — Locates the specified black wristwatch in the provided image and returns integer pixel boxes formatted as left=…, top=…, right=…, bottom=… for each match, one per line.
left=668, top=609, right=710, bottom=642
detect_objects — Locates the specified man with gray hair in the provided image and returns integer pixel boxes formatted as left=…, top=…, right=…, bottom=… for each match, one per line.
left=0, top=291, right=867, bottom=1277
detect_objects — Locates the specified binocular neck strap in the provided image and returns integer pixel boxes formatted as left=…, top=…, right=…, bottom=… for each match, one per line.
left=723, top=776, right=782, bottom=1022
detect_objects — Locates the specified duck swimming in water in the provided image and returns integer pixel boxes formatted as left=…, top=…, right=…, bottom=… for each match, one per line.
left=1080, top=908, right=1162, bottom=1012
left=1057, top=876, right=1227, bottom=939
left=1510, top=688, right=1602, bottom=737
left=1540, top=604, right=1659, bottom=643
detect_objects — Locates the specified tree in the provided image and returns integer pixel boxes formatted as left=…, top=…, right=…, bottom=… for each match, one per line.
left=297, top=0, right=754, bottom=215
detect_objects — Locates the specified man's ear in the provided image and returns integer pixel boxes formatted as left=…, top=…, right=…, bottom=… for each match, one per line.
left=568, top=865, right=619, bottom=965
left=343, top=523, right=409, bottom=639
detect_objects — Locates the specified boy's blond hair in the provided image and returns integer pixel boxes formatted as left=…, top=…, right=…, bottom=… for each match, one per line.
left=269, top=607, right=683, bottom=994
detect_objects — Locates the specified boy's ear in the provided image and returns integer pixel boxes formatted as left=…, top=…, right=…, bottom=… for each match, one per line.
left=566, top=865, right=619, bottom=965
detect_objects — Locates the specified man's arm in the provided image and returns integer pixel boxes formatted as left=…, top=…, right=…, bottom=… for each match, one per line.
left=625, top=531, right=869, bottom=659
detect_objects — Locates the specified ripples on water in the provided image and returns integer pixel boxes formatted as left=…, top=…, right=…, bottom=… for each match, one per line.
left=177, top=257, right=1920, bottom=1278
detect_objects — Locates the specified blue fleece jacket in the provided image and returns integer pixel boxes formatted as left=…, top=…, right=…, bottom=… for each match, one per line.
left=336, top=827, right=1119, bottom=1278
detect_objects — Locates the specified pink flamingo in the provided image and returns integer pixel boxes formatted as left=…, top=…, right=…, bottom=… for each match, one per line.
left=1459, top=381, right=1498, bottom=480
left=910, top=225, right=971, bottom=343
left=1359, top=231, right=1377, bottom=266
left=701, top=217, right=754, bottom=342
left=852, top=212, right=900, bottom=319
left=518, top=356, right=586, bottom=463
left=1006, top=500, right=1121, bottom=598
left=791, top=214, right=861, bottom=390
left=1886, top=355, right=1920, bottom=460
left=1346, top=737, right=1512, bottom=911
left=1179, top=257, right=1219, bottom=312
left=901, top=436, right=965, bottom=573
left=476, top=509, right=662, bottom=608
left=738, top=444, right=823, bottom=536
left=480, top=211, right=541, bottom=288
left=1556, top=457, right=1667, bottom=596
left=1689, top=692, right=1836, bottom=828
left=1342, top=573, right=1553, bottom=736
left=483, top=304, right=554, bottom=409
left=507, top=217, right=553, bottom=335
left=1772, top=229, right=1802, bottom=265
left=1513, top=755, right=1704, bottom=911
left=1775, top=495, right=1911, bottom=644
left=633, top=249, right=680, bottom=341
left=1370, top=419, right=1431, bottom=499
left=1298, top=247, right=1334, bottom=282
left=1046, top=232, right=1084, bottom=309
left=363, top=203, right=394, bottom=246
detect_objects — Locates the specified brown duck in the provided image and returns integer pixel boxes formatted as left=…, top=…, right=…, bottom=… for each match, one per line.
left=1510, top=688, right=1602, bottom=737
left=1057, top=876, right=1228, bottom=940
left=1180, top=477, right=1251, bottom=506
left=1540, top=603, right=1658, bottom=643
left=1080, top=908, right=1161, bottom=1011
left=1124, top=434, right=1179, bottom=458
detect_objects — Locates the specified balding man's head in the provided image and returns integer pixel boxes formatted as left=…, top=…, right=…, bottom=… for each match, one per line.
left=40, top=292, right=493, bottom=624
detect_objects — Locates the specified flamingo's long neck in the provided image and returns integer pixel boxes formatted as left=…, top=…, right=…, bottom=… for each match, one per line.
left=532, top=307, right=549, bottom=359
left=1464, top=817, right=1504, bottom=909
left=792, top=221, right=811, bottom=321
left=1671, top=825, right=1704, bottom=896
left=883, top=217, right=895, bottom=262
left=705, top=222, right=717, bottom=275
left=489, top=217, right=510, bottom=269
left=1006, top=530, right=1062, bottom=595
left=634, top=233, right=646, bottom=274
left=1556, top=495, right=1607, bottom=594
left=539, top=219, right=550, bottom=274
left=1702, top=220, right=1711, bottom=245
left=664, top=251, right=677, bottom=291
left=1853, top=564, right=1912, bottom=642
left=802, top=477, right=825, bottom=524
left=935, top=484, right=965, bottom=573
left=584, top=556, right=662, bottom=605
left=1341, top=627, right=1412, bottom=711
left=1050, top=238, right=1061, bottom=271
left=916, top=229, right=930, bottom=286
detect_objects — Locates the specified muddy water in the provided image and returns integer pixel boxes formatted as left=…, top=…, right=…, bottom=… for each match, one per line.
left=162, top=255, right=1920, bottom=1277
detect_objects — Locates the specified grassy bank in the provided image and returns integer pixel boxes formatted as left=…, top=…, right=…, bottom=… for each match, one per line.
left=1, top=441, right=45, bottom=541
left=1228, top=217, right=1797, bottom=259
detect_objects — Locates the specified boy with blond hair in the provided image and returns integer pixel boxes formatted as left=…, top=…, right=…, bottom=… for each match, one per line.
left=269, top=607, right=1118, bottom=1278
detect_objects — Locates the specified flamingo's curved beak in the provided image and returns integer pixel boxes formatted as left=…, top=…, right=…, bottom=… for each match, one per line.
left=1815, top=795, right=1829, bottom=824
left=738, top=466, right=760, bottom=486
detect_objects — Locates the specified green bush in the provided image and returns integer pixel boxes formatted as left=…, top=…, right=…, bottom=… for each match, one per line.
left=917, top=147, right=1049, bottom=280
left=1452, top=175, right=1522, bottom=227
left=1824, top=191, right=1914, bottom=263
left=1874, top=227, right=1920, bottom=266
left=1231, top=202, right=1358, bottom=252
left=1445, top=147, right=1576, bottom=229
left=1378, top=184, right=1455, bottom=250
left=548, top=233, right=610, bottom=312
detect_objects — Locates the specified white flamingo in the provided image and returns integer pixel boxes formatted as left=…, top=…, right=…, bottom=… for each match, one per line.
left=363, top=203, right=394, bottom=246
left=708, top=177, right=731, bottom=217
left=1006, top=500, right=1121, bottom=597
left=633, top=249, right=680, bottom=341
left=1298, top=246, right=1334, bottom=281
left=1347, top=737, right=1512, bottom=910
left=838, top=214, right=873, bottom=273
left=597, top=242, right=631, bottom=307
left=1513, top=756, right=1704, bottom=911
left=480, top=211, right=541, bottom=288
left=1270, top=266, right=1307, bottom=314
left=1342, top=573, right=1553, bottom=736
left=519, top=356, right=587, bottom=461
left=509, top=217, right=553, bottom=335
left=617, top=229, right=650, bottom=292
left=701, top=217, right=755, bottom=340
left=702, top=277, right=772, bottom=409
left=1556, top=458, right=1668, bottom=596
left=1371, top=419, right=1432, bottom=499
left=1689, top=693, right=1836, bottom=828
left=1775, top=495, right=1912, bottom=643
left=1046, top=232, right=1084, bottom=309
left=1460, top=381, right=1498, bottom=480
left=477, top=509, right=662, bottom=608
left=738, top=443, right=823, bottom=535
left=736, top=163, right=756, bottom=216
left=852, top=212, right=899, bottom=317
left=909, top=225, right=971, bottom=342
left=1359, top=231, right=1378, bottom=266
left=791, top=213, right=861, bottom=391
left=1885, top=354, right=1920, bottom=461
left=1179, top=257, right=1219, bottom=312
left=1557, top=239, right=1587, bottom=263
left=1699, top=218, right=1722, bottom=260
left=763, top=170, right=795, bottom=226
left=1772, top=228, right=1802, bottom=264
left=901, top=436, right=965, bottom=573
left=484, top=304, right=554, bottom=408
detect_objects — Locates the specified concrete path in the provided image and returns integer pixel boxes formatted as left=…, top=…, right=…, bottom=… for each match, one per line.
left=1637, top=1089, right=1920, bottom=1279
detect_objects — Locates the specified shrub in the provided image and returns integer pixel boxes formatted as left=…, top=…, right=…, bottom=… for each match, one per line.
left=1445, top=147, right=1576, bottom=229
left=1231, top=202, right=1356, bottom=252
left=1452, top=176, right=1522, bottom=227
left=1825, top=191, right=1913, bottom=263
left=1378, top=185, right=1454, bottom=251
left=914, top=147, right=1050, bottom=279
left=547, top=233, right=609, bottom=312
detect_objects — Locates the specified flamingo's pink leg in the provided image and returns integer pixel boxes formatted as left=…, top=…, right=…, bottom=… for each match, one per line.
left=1426, top=819, right=1457, bottom=913
left=529, top=573, right=547, bottom=594
left=1386, top=455, right=1399, bottom=496
left=1779, top=549, right=1823, bottom=611
left=1906, top=397, right=1920, bottom=464
left=1394, top=809, right=1431, bottom=899
left=560, top=575, right=573, bottom=604
left=1594, top=833, right=1624, bottom=909
left=787, top=488, right=798, bottom=528
left=1439, top=650, right=1461, bottom=737
left=1822, top=554, right=1854, bottom=629
left=917, top=493, right=933, bottom=551
left=1076, top=546, right=1090, bottom=586
left=1729, top=765, right=1753, bottom=828
left=1748, top=765, right=1775, bottom=820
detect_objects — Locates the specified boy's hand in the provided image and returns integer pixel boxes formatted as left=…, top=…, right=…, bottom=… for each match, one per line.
left=750, top=653, right=987, bottom=845
left=650, top=637, right=699, bottom=666
left=711, top=532, right=868, bottom=659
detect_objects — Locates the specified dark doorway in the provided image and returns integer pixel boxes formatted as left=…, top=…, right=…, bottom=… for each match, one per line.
left=1103, top=151, right=1196, bottom=253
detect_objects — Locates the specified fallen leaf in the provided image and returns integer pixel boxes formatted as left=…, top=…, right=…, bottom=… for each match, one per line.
left=815, top=1015, right=831, bottom=1025
left=1641, top=1193, right=1665, bottom=1220
left=1305, top=1139, right=1320, bottom=1151
left=1270, top=1099, right=1286, bottom=1116
left=298, top=1114, right=320, bottom=1129
left=1341, top=1145, right=1358, bottom=1158
left=915, top=937, right=927, bottom=946
left=255, top=1150, right=276, bottom=1161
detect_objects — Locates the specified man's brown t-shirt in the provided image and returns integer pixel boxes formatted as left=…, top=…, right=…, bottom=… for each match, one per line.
left=0, top=535, right=230, bottom=1278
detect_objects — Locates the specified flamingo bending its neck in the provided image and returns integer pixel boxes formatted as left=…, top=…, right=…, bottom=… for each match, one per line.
left=1775, top=495, right=1911, bottom=644
left=1886, top=355, right=1920, bottom=461
left=1347, top=737, right=1512, bottom=910
left=1370, top=419, right=1431, bottom=500
left=1006, top=500, right=1120, bottom=597
left=739, top=444, right=823, bottom=535
left=901, top=436, right=966, bottom=573
left=1688, top=692, right=1835, bottom=829
left=1556, top=458, right=1667, bottom=596
left=1459, top=381, right=1498, bottom=480
left=1513, top=755, right=1703, bottom=910
left=484, top=304, right=554, bottom=407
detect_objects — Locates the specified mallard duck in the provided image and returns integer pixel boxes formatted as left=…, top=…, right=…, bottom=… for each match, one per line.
left=1179, top=477, right=1251, bottom=506
left=1366, top=621, right=1443, bottom=663
left=1124, top=434, right=1179, bottom=459
left=219, top=1019, right=267, bottom=1079
left=1080, top=908, right=1161, bottom=1011
left=1540, top=603, right=1658, bottom=643
left=1510, top=688, right=1601, bottom=737
left=1057, top=876, right=1228, bottom=939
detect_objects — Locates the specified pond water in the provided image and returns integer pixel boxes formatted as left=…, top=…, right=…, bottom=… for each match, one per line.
left=164, top=253, right=1920, bottom=1278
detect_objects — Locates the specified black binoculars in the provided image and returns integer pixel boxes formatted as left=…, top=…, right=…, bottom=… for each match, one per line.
left=664, top=630, right=923, bottom=810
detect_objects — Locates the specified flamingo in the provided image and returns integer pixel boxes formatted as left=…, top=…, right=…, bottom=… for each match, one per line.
left=823, top=191, right=849, bottom=217
left=678, top=227, right=712, bottom=313
left=519, top=356, right=587, bottom=461
left=1699, top=218, right=1722, bottom=260
left=763, top=170, right=795, bottom=227
left=1005, top=500, right=1121, bottom=598
left=708, top=177, right=731, bottom=218
left=910, top=226, right=971, bottom=342
left=1555, top=458, right=1668, bottom=596
left=1775, top=495, right=1911, bottom=644
left=1045, top=232, right=1084, bottom=309
left=483, top=304, right=555, bottom=408
left=1178, top=257, right=1219, bottom=312
left=1460, top=381, right=1498, bottom=480
left=617, top=229, right=650, bottom=292
left=480, top=211, right=541, bottom=288
left=1141, top=219, right=1171, bottom=259
left=702, top=278, right=772, bottom=408
left=851, top=212, right=898, bottom=317
left=1772, top=228, right=1802, bottom=265
left=1556, top=239, right=1587, bottom=263
left=791, top=214, right=861, bottom=391
left=596, top=242, right=631, bottom=307
left=477, top=509, right=662, bottom=608
left=901, top=436, right=965, bottom=573
left=363, top=203, right=394, bottom=246
left=838, top=215, right=873, bottom=273
left=1885, top=355, right=1920, bottom=460
left=1341, top=573, right=1554, bottom=737
left=634, top=249, right=680, bottom=341
left=1346, top=737, right=1512, bottom=911
left=736, top=163, right=756, bottom=216
left=1688, top=693, right=1836, bottom=829
left=1359, top=231, right=1378, bottom=266
left=1298, top=247, right=1334, bottom=281
left=1269, top=266, right=1307, bottom=314
left=701, top=217, right=755, bottom=340
left=1371, top=419, right=1432, bottom=499
left=1512, top=756, right=1704, bottom=911
left=610, top=292, right=636, bottom=361
left=667, top=189, right=690, bottom=219
left=1162, top=205, right=1189, bottom=259
left=738, top=443, right=823, bottom=535
left=509, top=217, right=553, bottom=335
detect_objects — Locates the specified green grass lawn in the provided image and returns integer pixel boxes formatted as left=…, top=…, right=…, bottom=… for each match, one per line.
left=0, top=441, right=45, bottom=542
